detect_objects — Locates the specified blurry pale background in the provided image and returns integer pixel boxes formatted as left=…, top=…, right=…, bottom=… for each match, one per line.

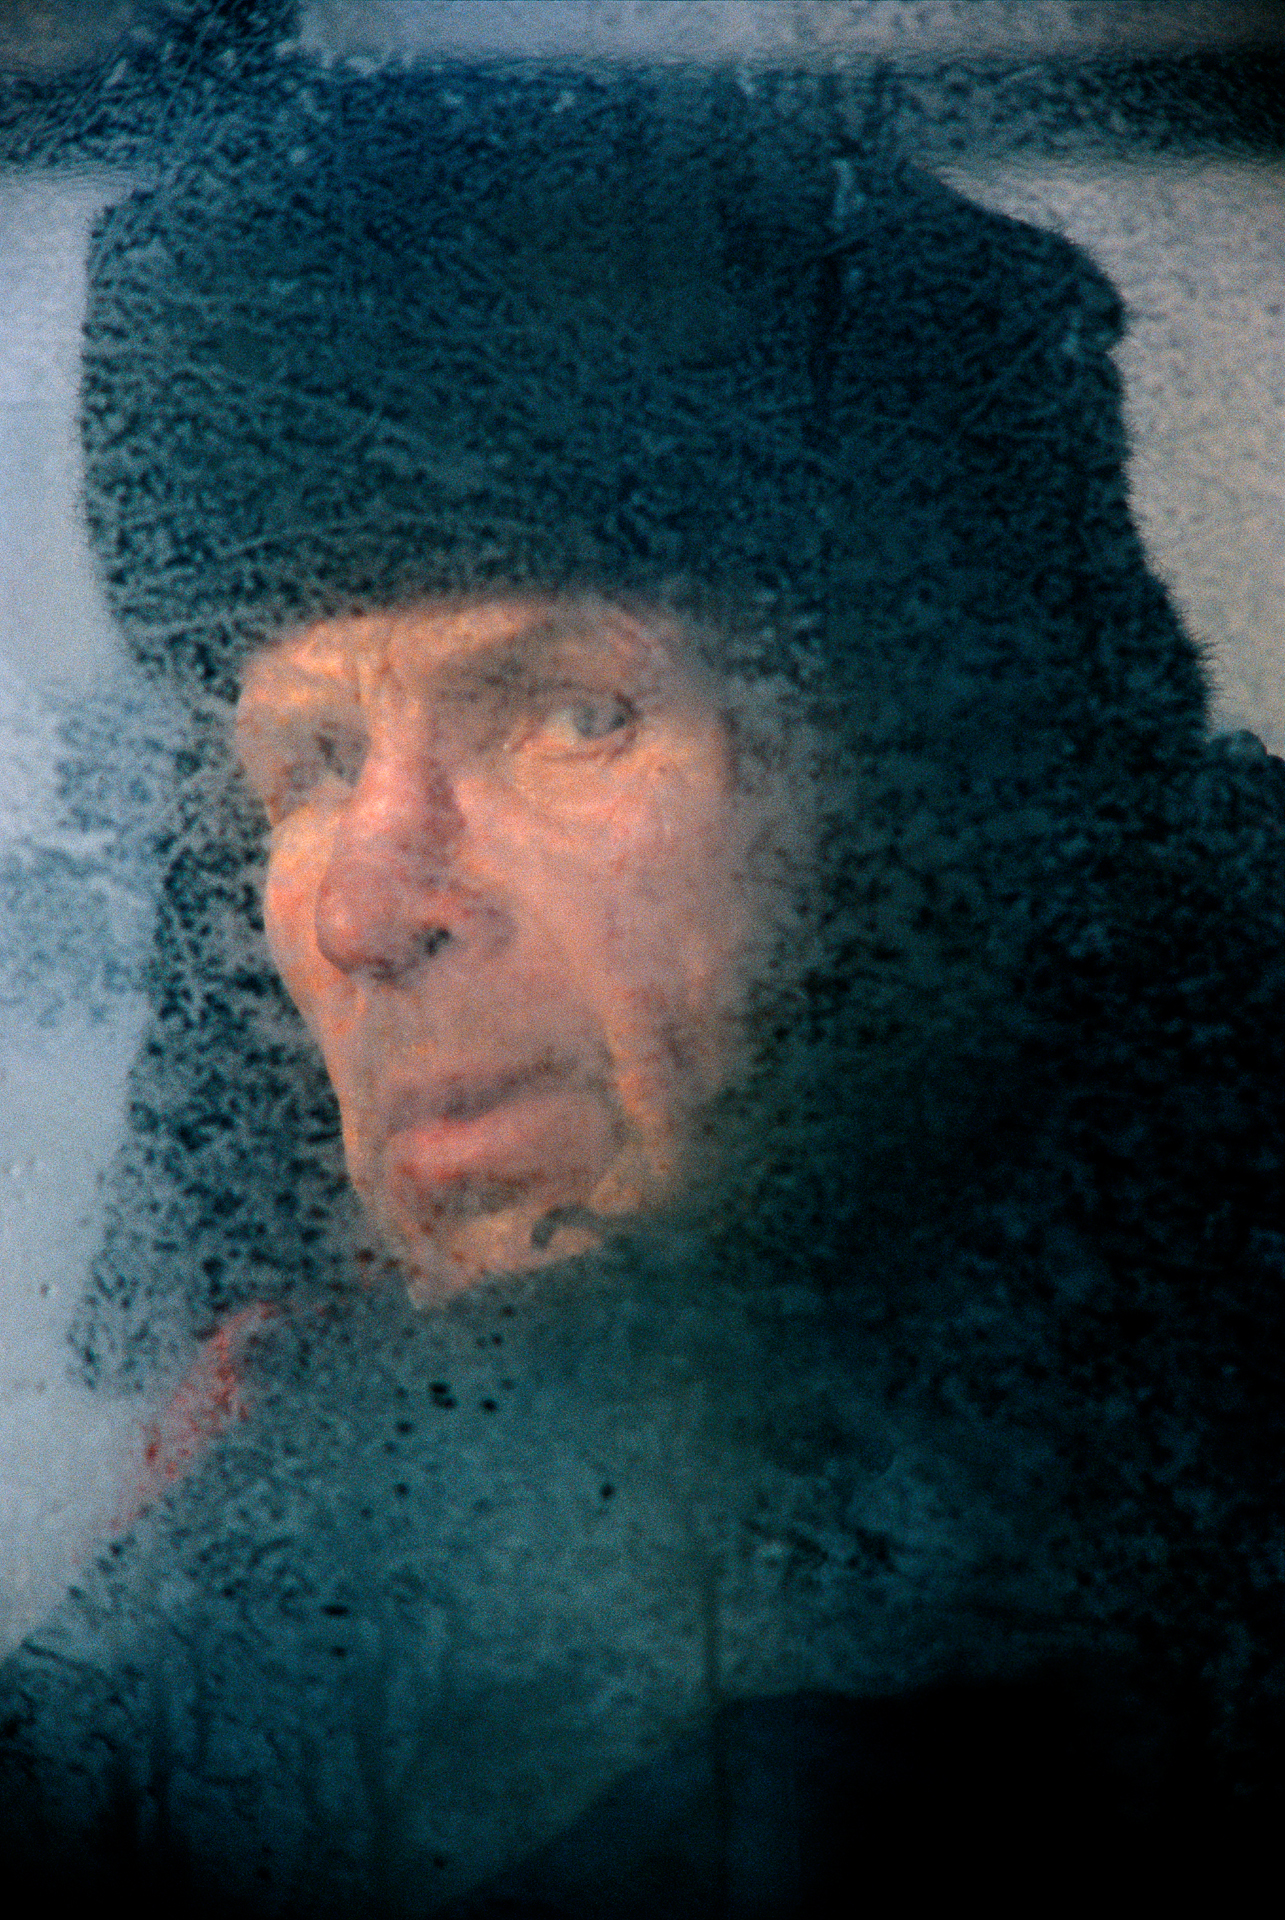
left=0, top=172, right=154, bottom=1645
left=0, top=2, right=1281, bottom=1647
left=943, top=156, right=1283, bottom=749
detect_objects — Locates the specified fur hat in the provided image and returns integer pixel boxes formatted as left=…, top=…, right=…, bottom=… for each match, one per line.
left=80, top=64, right=1201, bottom=764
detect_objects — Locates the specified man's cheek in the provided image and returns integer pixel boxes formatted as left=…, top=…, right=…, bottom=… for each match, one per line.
left=262, top=857, right=340, bottom=1034
left=529, top=835, right=726, bottom=1031
left=263, top=878, right=312, bottom=996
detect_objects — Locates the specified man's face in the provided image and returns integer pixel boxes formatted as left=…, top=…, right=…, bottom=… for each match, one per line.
left=236, top=596, right=788, bottom=1296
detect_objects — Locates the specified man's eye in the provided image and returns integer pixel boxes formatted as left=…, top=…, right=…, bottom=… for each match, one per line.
left=527, top=693, right=635, bottom=754
left=267, top=727, right=364, bottom=819
left=313, top=728, right=364, bottom=782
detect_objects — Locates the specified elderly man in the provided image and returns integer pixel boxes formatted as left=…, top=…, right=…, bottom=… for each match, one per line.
left=3, top=61, right=1284, bottom=1917
left=233, top=594, right=803, bottom=1296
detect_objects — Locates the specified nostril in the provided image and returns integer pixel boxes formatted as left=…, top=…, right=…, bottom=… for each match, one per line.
left=362, top=928, right=451, bottom=983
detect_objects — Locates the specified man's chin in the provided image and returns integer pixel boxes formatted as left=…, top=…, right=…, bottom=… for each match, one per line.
left=351, top=1128, right=678, bottom=1303
left=376, top=1191, right=611, bottom=1305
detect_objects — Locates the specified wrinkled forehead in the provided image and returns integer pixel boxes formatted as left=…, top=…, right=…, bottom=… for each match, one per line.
left=236, top=594, right=712, bottom=715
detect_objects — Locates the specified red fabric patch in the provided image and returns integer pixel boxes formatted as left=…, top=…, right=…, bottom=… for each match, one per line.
left=114, top=1302, right=279, bottom=1532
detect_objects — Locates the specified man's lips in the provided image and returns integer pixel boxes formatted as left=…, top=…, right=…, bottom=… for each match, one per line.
left=382, top=1060, right=564, bottom=1134
left=376, top=1061, right=619, bottom=1201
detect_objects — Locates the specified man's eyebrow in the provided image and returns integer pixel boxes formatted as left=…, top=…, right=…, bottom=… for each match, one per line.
left=238, top=609, right=657, bottom=712
left=237, top=659, right=358, bottom=714
left=430, top=617, right=646, bottom=692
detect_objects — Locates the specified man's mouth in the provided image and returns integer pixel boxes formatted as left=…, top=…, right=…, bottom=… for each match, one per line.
left=382, top=1059, right=566, bottom=1134
left=376, top=1058, right=621, bottom=1218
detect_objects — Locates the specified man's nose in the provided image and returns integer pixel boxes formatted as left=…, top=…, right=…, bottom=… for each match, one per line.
left=314, top=745, right=506, bottom=980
